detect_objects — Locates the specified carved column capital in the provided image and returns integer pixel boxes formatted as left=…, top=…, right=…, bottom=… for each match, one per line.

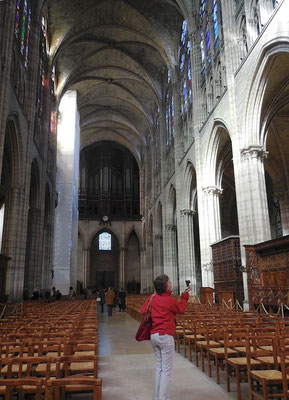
left=240, top=146, right=269, bottom=161
left=202, top=186, right=223, bottom=196
left=166, top=224, right=177, bottom=232
left=180, top=209, right=196, bottom=217
left=202, top=261, right=213, bottom=272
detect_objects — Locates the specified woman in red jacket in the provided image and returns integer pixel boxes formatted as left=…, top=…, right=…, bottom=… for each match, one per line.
left=141, top=275, right=192, bottom=400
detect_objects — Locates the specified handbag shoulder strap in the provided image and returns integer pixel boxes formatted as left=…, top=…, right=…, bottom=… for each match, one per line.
left=146, top=293, right=156, bottom=317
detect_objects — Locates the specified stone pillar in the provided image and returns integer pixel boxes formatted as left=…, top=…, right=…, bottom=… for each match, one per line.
left=277, top=189, right=289, bottom=235
left=2, top=184, right=26, bottom=300
left=119, top=247, right=127, bottom=290
left=53, top=91, right=80, bottom=295
left=147, top=241, right=154, bottom=292
left=233, top=146, right=271, bottom=308
left=164, top=224, right=179, bottom=293
left=200, top=186, right=222, bottom=288
left=25, top=208, right=42, bottom=294
left=83, top=248, right=90, bottom=288
left=140, top=246, right=146, bottom=293
left=154, top=234, right=163, bottom=278
left=179, top=209, right=197, bottom=295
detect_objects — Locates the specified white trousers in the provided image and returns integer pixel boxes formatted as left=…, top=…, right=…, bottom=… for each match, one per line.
left=151, top=333, right=175, bottom=400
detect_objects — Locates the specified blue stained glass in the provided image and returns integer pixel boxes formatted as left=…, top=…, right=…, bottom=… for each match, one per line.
left=181, top=20, right=188, bottom=45
left=213, top=0, right=219, bottom=41
left=187, top=40, right=191, bottom=55
left=183, top=79, right=187, bottom=111
left=200, top=0, right=207, bottom=19
left=200, top=30, right=205, bottom=63
left=99, top=232, right=112, bottom=251
left=180, top=54, right=185, bottom=72
left=168, top=70, right=171, bottom=83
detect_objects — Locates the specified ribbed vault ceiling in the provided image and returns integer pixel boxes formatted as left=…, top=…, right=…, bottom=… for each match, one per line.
left=44, top=0, right=185, bottom=160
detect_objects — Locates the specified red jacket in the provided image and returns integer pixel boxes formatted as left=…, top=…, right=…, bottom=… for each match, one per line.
left=141, top=290, right=189, bottom=336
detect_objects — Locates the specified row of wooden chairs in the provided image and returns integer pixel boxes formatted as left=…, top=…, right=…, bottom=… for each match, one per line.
left=126, top=295, right=289, bottom=400
left=0, top=300, right=101, bottom=399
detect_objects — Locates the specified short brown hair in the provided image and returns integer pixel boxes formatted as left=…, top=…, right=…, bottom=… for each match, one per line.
left=154, top=275, right=169, bottom=294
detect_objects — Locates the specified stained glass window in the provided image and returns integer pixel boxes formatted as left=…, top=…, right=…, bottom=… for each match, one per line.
left=273, top=0, right=279, bottom=9
left=165, top=71, right=174, bottom=145
left=179, top=20, right=193, bottom=115
left=15, top=1, right=20, bottom=38
left=213, top=0, right=219, bottom=46
left=99, top=232, right=112, bottom=251
left=36, top=15, right=49, bottom=115
left=14, top=0, right=32, bottom=69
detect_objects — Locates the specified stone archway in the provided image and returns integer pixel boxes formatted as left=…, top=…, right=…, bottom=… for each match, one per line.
left=90, top=230, right=120, bottom=290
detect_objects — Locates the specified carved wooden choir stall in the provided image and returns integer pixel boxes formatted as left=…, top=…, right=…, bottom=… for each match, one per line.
left=245, top=235, right=289, bottom=310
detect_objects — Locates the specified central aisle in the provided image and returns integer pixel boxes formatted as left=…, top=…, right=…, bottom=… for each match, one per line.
left=98, top=308, right=236, bottom=400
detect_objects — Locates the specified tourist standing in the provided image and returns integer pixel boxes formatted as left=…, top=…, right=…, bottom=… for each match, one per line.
left=105, top=287, right=115, bottom=317
left=68, top=286, right=76, bottom=300
left=118, top=288, right=126, bottom=312
left=141, top=275, right=191, bottom=400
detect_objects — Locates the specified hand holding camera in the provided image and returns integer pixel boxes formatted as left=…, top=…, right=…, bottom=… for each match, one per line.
left=185, top=280, right=192, bottom=293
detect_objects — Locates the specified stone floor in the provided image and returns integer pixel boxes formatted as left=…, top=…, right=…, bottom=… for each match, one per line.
left=97, top=306, right=249, bottom=400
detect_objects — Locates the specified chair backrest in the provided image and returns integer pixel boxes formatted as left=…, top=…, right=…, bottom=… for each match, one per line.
left=246, top=334, right=278, bottom=373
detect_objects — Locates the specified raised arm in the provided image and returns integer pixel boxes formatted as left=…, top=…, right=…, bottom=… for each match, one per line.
left=169, top=292, right=189, bottom=315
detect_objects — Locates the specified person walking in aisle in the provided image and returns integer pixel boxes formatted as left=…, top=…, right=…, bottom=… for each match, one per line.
left=141, top=275, right=191, bottom=400
left=105, top=287, right=115, bottom=317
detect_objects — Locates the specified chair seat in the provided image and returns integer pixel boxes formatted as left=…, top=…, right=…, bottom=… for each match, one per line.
left=251, top=369, right=282, bottom=381
left=234, top=346, right=254, bottom=353
left=74, top=351, right=95, bottom=356
left=36, top=363, right=63, bottom=373
left=256, top=356, right=282, bottom=364
left=209, top=347, right=237, bottom=355
left=228, top=357, right=261, bottom=366
left=0, top=387, right=5, bottom=394
left=196, top=340, right=220, bottom=347
left=1, top=364, right=28, bottom=373
left=70, top=362, right=94, bottom=372
left=259, top=346, right=273, bottom=351
left=64, top=384, right=95, bottom=392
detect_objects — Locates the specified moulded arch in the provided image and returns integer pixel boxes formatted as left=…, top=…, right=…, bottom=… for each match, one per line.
left=183, top=161, right=197, bottom=210
left=242, top=37, right=289, bottom=147
left=203, top=119, right=232, bottom=185
left=4, top=114, right=25, bottom=186
left=88, top=227, right=121, bottom=249
left=125, top=226, right=141, bottom=247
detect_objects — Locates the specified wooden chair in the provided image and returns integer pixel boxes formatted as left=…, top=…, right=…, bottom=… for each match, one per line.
left=195, top=323, right=222, bottom=372
left=0, top=378, right=44, bottom=400
left=45, top=376, right=102, bottom=400
left=280, top=336, right=289, bottom=400
left=225, top=328, right=261, bottom=400
left=247, top=335, right=282, bottom=400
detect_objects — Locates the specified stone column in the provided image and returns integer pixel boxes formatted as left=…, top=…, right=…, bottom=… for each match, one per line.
left=154, top=234, right=163, bottom=278
left=119, top=247, right=127, bottom=290
left=25, top=208, right=42, bottom=294
left=233, top=146, right=271, bottom=308
left=83, top=247, right=90, bottom=288
left=53, top=91, right=80, bottom=295
left=2, top=184, right=26, bottom=300
left=179, top=209, right=197, bottom=295
left=147, top=241, right=154, bottom=292
left=164, top=224, right=179, bottom=293
left=277, top=189, right=289, bottom=235
left=140, top=246, right=146, bottom=293
left=200, top=186, right=222, bottom=288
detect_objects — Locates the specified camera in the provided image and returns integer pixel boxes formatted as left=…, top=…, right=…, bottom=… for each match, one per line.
left=185, top=280, right=191, bottom=287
